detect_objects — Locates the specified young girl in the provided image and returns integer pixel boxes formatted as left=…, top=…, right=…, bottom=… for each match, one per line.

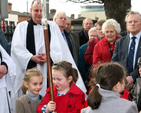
left=37, top=61, right=85, bottom=113
left=15, top=68, right=44, bottom=113
left=81, top=62, right=138, bottom=113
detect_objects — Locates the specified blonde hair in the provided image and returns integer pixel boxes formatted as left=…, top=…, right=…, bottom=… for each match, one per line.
left=21, top=68, right=43, bottom=95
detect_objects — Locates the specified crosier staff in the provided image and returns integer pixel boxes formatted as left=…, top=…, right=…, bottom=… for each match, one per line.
left=38, top=0, right=54, bottom=102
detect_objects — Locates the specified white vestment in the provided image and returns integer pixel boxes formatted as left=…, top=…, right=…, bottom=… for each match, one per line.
left=0, top=45, right=16, bottom=113
left=11, top=21, right=86, bottom=110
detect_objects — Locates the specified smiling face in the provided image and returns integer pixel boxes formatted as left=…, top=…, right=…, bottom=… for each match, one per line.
left=30, top=0, right=42, bottom=24
left=104, top=26, right=117, bottom=44
left=25, top=76, right=43, bottom=95
left=52, top=69, right=72, bottom=94
left=126, top=14, right=141, bottom=36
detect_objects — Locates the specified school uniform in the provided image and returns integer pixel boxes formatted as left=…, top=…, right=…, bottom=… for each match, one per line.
left=15, top=95, right=43, bottom=113
left=37, top=82, right=85, bottom=113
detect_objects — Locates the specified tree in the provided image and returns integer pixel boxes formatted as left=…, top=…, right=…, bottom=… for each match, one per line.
left=67, top=0, right=131, bottom=31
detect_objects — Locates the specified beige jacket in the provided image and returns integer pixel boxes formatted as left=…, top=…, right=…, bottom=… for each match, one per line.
left=15, top=95, right=43, bottom=113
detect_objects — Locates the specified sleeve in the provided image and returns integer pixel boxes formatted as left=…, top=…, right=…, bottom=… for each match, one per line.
left=78, top=46, right=89, bottom=81
left=111, top=40, right=119, bottom=62
left=37, top=91, right=50, bottom=113
left=0, top=30, right=11, bottom=55
left=93, top=43, right=102, bottom=66
left=130, top=82, right=138, bottom=103
left=15, top=98, right=25, bottom=113
left=68, top=91, right=85, bottom=113
left=130, top=102, right=138, bottom=113
left=84, top=41, right=93, bottom=64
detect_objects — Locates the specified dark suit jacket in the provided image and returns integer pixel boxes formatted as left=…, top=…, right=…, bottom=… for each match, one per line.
left=111, top=35, right=141, bottom=81
left=78, top=28, right=89, bottom=46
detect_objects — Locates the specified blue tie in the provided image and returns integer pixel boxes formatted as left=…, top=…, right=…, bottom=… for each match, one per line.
left=127, top=37, right=136, bottom=73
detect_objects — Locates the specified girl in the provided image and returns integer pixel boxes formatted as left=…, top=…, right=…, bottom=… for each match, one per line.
left=81, top=62, right=138, bottom=113
left=15, top=68, right=43, bottom=113
left=37, top=61, right=85, bottom=113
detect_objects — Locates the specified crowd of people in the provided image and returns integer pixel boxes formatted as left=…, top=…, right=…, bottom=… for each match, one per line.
left=1, top=0, right=141, bottom=113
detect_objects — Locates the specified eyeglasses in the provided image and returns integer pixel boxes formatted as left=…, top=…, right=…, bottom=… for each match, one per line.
left=84, top=23, right=93, bottom=25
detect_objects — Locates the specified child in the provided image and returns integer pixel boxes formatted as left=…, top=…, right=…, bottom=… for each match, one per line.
left=81, top=62, right=138, bottom=113
left=37, top=61, right=85, bottom=113
left=15, top=68, right=44, bottom=113
left=130, top=57, right=141, bottom=111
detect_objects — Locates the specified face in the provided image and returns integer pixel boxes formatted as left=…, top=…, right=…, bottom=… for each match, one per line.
left=89, top=31, right=98, bottom=40
left=30, top=1, right=42, bottom=24
left=65, top=18, right=71, bottom=31
left=83, top=19, right=94, bottom=33
left=55, top=13, right=66, bottom=29
left=96, top=25, right=105, bottom=39
left=126, top=14, right=141, bottom=36
left=104, top=26, right=117, bottom=44
left=113, top=79, right=125, bottom=93
left=138, top=66, right=141, bottom=76
left=26, top=76, right=43, bottom=95
left=52, top=69, right=72, bottom=94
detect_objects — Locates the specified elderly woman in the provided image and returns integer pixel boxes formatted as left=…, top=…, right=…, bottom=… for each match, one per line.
left=93, top=19, right=121, bottom=66
left=78, top=27, right=97, bottom=90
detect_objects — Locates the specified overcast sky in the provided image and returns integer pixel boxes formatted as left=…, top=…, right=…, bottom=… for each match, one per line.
left=8, top=0, right=141, bottom=18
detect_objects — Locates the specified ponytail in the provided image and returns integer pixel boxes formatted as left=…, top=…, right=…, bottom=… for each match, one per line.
left=21, top=82, right=28, bottom=95
left=87, top=86, right=102, bottom=110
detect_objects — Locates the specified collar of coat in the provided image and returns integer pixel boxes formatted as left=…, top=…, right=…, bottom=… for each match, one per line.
left=46, top=82, right=82, bottom=95
left=102, top=36, right=121, bottom=46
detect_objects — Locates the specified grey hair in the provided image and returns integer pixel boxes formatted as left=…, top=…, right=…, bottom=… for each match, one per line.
left=88, top=27, right=97, bottom=36
left=82, top=18, right=93, bottom=25
left=53, top=11, right=66, bottom=22
left=125, top=10, right=141, bottom=22
left=102, top=19, right=121, bottom=34
left=66, top=16, right=71, bottom=24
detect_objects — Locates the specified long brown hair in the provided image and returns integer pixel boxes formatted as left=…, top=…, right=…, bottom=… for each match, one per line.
left=52, top=61, right=78, bottom=84
left=88, top=62, right=126, bottom=110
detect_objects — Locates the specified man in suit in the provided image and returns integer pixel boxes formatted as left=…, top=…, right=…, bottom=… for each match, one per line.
left=78, top=18, right=94, bottom=46
left=53, top=11, right=78, bottom=65
left=111, top=11, right=141, bottom=90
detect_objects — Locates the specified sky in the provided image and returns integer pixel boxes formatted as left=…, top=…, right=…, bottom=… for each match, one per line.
left=8, top=0, right=141, bottom=19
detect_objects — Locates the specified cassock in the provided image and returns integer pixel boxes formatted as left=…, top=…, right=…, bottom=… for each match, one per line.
left=0, top=45, right=16, bottom=113
left=11, top=21, right=86, bottom=109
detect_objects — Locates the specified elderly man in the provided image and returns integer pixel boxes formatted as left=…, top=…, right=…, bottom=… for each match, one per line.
left=53, top=12, right=78, bottom=65
left=65, top=16, right=80, bottom=65
left=78, top=18, right=94, bottom=46
left=111, top=11, right=141, bottom=90
left=11, top=0, right=86, bottom=111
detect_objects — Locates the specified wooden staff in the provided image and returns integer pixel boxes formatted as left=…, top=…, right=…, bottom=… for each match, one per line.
left=44, top=29, right=54, bottom=101
left=38, top=0, right=54, bottom=101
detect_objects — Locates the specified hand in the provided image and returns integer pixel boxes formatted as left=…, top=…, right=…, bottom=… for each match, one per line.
left=38, top=53, right=46, bottom=64
left=31, top=54, right=46, bottom=64
left=0, top=65, right=7, bottom=79
left=126, top=76, right=134, bottom=90
left=45, top=101, right=56, bottom=113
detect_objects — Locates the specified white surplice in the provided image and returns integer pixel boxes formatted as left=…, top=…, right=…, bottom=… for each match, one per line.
left=11, top=21, right=86, bottom=110
left=0, top=45, right=16, bottom=113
